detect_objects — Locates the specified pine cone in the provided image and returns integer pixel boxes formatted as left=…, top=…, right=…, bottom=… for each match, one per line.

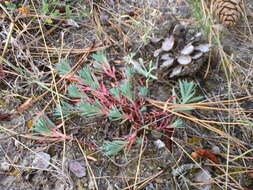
left=212, top=0, right=244, bottom=26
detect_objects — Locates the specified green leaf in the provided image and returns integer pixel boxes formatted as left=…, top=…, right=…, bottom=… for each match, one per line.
left=135, top=137, right=143, bottom=144
left=65, top=5, right=72, bottom=18
left=91, top=51, right=112, bottom=73
left=124, top=67, right=135, bottom=78
left=237, top=120, right=253, bottom=126
left=33, top=116, right=55, bottom=134
left=46, top=18, right=53, bottom=24
left=171, top=118, right=184, bottom=128
left=68, top=84, right=82, bottom=98
left=187, top=96, right=203, bottom=103
left=101, top=140, right=127, bottom=156
left=172, top=88, right=177, bottom=104
left=119, top=80, right=133, bottom=101
left=4, top=1, right=17, bottom=10
left=78, top=100, right=103, bottom=117
left=138, top=86, right=148, bottom=97
left=108, top=106, right=123, bottom=120
left=56, top=59, right=71, bottom=75
left=78, top=66, right=98, bottom=90
left=51, top=9, right=60, bottom=16
left=124, top=54, right=157, bottom=80
left=42, top=0, right=49, bottom=14
left=178, top=80, right=203, bottom=104
left=91, top=51, right=107, bottom=63
left=54, top=101, right=76, bottom=120
left=172, top=80, right=203, bottom=111
left=140, top=106, right=147, bottom=112
left=132, top=59, right=157, bottom=80
left=110, top=87, right=120, bottom=100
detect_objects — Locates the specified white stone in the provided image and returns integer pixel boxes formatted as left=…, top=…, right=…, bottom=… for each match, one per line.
left=154, top=139, right=165, bottom=149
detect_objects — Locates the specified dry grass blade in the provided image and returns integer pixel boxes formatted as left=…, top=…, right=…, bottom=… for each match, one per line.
left=147, top=96, right=253, bottom=121
left=30, top=42, right=108, bottom=55
left=77, top=140, right=98, bottom=190
left=123, top=170, right=163, bottom=190
left=16, top=97, right=34, bottom=112
left=148, top=98, right=248, bottom=148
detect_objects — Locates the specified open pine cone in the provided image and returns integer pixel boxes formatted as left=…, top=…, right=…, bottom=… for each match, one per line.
left=212, top=0, right=244, bottom=26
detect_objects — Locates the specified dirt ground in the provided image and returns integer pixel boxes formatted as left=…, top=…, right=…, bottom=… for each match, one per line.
left=1, top=0, right=253, bottom=190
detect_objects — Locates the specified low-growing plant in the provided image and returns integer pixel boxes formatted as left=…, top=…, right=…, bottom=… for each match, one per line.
left=54, top=51, right=170, bottom=128
left=172, top=80, right=203, bottom=111
left=33, top=51, right=203, bottom=155
left=54, top=51, right=175, bottom=152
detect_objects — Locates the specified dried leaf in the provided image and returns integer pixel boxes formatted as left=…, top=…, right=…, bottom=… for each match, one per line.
left=162, top=35, right=174, bottom=51
left=18, top=7, right=30, bottom=14
left=212, top=24, right=225, bottom=31
left=0, top=113, right=12, bottom=120
left=27, top=120, right=33, bottom=129
left=16, top=97, right=33, bottom=112
left=0, top=99, right=6, bottom=105
left=195, top=148, right=219, bottom=164
left=188, top=136, right=201, bottom=144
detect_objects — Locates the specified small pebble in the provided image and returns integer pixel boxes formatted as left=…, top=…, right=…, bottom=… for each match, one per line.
left=212, top=146, right=221, bottom=154
left=0, top=161, right=11, bottom=171
left=154, top=139, right=165, bottom=149
left=32, top=152, right=51, bottom=169
left=69, top=161, right=86, bottom=178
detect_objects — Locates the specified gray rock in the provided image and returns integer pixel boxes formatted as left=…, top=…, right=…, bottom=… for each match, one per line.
left=32, top=152, right=51, bottom=169
left=69, top=160, right=86, bottom=178
left=0, top=161, right=11, bottom=171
